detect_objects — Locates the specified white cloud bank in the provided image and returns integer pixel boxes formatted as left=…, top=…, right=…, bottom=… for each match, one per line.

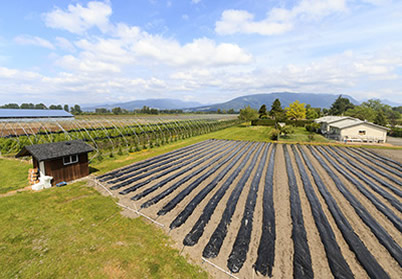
left=216, top=0, right=347, bottom=35
left=14, top=35, right=55, bottom=49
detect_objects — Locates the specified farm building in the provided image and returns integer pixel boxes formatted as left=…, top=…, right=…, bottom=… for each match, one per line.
left=316, top=116, right=389, bottom=142
left=16, top=140, right=94, bottom=185
left=0, top=109, right=74, bottom=122
left=314, top=116, right=355, bottom=134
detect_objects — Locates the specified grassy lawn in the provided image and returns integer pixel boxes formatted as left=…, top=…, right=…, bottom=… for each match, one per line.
left=0, top=158, right=31, bottom=194
left=0, top=182, right=208, bottom=279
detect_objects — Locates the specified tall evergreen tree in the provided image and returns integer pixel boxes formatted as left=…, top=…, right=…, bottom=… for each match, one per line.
left=258, top=104, right=267, bottom=119
left=329, top=95, right=354, bottom=115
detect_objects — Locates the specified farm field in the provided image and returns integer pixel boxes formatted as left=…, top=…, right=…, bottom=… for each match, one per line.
left=0, top=114, right=240, bottom=157
left=98, top=139, right=402, bottom=279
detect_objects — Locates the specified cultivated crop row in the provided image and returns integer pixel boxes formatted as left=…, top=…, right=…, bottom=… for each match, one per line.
left=99, top=140, right=401, bottom=278
left=0, top=117, right=240, bottom=157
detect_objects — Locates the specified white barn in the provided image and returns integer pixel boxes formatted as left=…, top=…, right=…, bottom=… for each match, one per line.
left=316, top=116, right=389, bottom=143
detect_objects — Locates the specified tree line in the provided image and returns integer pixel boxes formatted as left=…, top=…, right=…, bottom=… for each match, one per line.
left=0, top=103, right=83, bottom=115
left=238, top=96, right=402, bottom=128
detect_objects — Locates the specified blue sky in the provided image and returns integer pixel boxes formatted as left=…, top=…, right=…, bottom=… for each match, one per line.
left=0, top=0, right=401, bottom=106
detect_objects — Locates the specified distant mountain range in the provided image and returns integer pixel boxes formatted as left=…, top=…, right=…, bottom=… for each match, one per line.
left=189, top=92, right=359, bottom=111
left=83, top=93, right=400, bottom=112
left=83, top=98, right=203, bottom=111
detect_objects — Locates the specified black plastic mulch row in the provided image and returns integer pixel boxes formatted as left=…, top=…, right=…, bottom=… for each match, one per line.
left=133, top=142, right=248, bottom=202
left=97, top=139, right=211, bottom=180
left=297, top=145, right=390, bottom=279
left=317, top=146, right=402, bottom=232
left=330, top=146, right=402, bottom=199
left=253, top=143, right=276, bottom=277
left=308, top=146, right=402, bottom=267
left=140, top=141, right=242, bottom=209
left=183, top=142, right=257, bottom=246
left=227, top=143, right=270, bottom=273
left=202, top=142, right=264, bottom=259
left=115, top=140, right=229, bottom=192
left=283, top=145, right=314, bottom=279
left=291, top=145, right=353, bottom=279
left=110, top=141, right=223, bottom=189
left=360, top=148, right=402, bottom=171
left=157, top=141, right=251, bottom=216
left=347, top=148, right=402, bottom=184
left=169, top=142, right=254, bottom=230
left=106, top=139, right=219, bottom=185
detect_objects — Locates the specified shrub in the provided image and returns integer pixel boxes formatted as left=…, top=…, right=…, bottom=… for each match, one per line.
left=305, top=122, right=320, bottom=132
left=308, top=134, right=315, bottom=142
left=117, top=147, right=123, bottom=156
left=270, top=129, right=280, bottom=140
left=280, top=125, right=295, bottom=137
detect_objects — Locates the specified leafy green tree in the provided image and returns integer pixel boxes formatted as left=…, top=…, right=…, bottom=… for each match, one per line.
left=286, top=100, right=306, bottom=120
left=227, top=108, right=236, bottom=114
left=258, top=104, right=267, bottom=119
left=344, top=106, right=376, bottom=122
left=1, top=103, right=20, bottom=109
left=238, top=105, right=258, bottom=121
left=329, top=95, right=355, bottom=115
left=34, top=103, right=47, bottom=110
left=112, top=107, right=123, bottom=115
left=20, top=103, right=34, bottom=109
left=374, top=111, right=387, bottom=126
left=64, top=104, right=69, bottom=112
left=95, top=108, right=110, bottom=114
left=70, top=104, right=82, bottom=115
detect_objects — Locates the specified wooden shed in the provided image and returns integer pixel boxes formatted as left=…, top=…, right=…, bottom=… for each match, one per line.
left=16, top=140, right=94, bottom=185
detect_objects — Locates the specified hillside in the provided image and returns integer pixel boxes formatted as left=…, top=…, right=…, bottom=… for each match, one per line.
left=84, top=98, right=203, bottom=111
left=190, top=92, right=359, bottom=111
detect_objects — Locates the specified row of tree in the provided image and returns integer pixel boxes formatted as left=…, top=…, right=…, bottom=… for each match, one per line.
left=328, top=96, right=401, bottom=126
left=0, top=103, right=83, bottom=115
left=239, top=96, right=402, bottom=127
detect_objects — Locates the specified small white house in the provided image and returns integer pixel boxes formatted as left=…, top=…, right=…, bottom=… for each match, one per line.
left=327, top=118, right=389, bottom=143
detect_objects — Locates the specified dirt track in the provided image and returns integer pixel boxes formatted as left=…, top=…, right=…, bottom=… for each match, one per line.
left=96, top=139, right=402, bottom=279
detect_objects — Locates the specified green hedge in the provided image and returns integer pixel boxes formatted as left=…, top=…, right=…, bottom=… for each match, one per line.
left=251, top=119, right=314, bottom=127
left=388, top=127, right=402, bottom=137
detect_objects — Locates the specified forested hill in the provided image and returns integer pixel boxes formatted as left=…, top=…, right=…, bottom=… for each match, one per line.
left=189, top=93, right=359, bottom=111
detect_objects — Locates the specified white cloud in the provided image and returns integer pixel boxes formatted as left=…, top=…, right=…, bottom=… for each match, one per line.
left=192, top=0, right=202, bottom=4
left=55, top=37, right=76, bottom=52
left=14, top=35, right=55, bottom=49
left=216, top=0, right=347, bottom=35
left=43, top=1, right=112, bottom=34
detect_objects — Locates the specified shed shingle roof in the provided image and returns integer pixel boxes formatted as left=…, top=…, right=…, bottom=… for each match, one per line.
left=16, top=140, right=94, bottom=161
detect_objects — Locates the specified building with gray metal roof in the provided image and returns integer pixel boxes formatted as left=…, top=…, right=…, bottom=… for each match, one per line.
left=0, top=109, right=74, bottom=122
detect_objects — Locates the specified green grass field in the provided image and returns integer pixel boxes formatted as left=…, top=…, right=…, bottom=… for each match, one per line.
left=0, top=158, right=30, bottom=194
left=0, top=182, right=207, bottom=279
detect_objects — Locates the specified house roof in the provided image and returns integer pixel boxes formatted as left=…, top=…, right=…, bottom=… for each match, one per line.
left=0, top=109, right=73, bottom=119
left=330, top=119, right=390, bottom=131
left=16, top=140, right=94, bottom=161
left=314, top=116, right=347, bottom=123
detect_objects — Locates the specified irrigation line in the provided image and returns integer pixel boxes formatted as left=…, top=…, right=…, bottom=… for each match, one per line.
left=158, top=141, right=248, bottom=216
left=359, top=148, right=402, bottom=171
left=227, top=143, right=270, bottom=273
left=201, top=257, right=240, bottom=279
left=170, top=142, right=252, bottom=229
left=298, top=145, right=390, bottom=279
left=140, top=141, right=240, bottom=208
left=284, top=145, right=314, bottom=279
left=348, top=148, right=402, bottom=180
left=308, top=146, right=402, bottom=267
left=330, top=146, right=402, bottom=198
left=111, top=140, right=224, bottom=190
left=97, top=140, right=211, bottom=180
left=203, top=143, right=264, bottom=258
left=92, top=178, right=164, bottom=227
left=317, top=146, right=402, bottom=231
left=254, top=143, right=276, bottom=277
left=183, top=142, right=257, bottom=247
left=291, top=145, right=354, bottom=279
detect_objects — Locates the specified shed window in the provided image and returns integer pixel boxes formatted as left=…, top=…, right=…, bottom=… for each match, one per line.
left=358, top=130, right=366, bottom=135
left=63, top=154, right=79, bottom=165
